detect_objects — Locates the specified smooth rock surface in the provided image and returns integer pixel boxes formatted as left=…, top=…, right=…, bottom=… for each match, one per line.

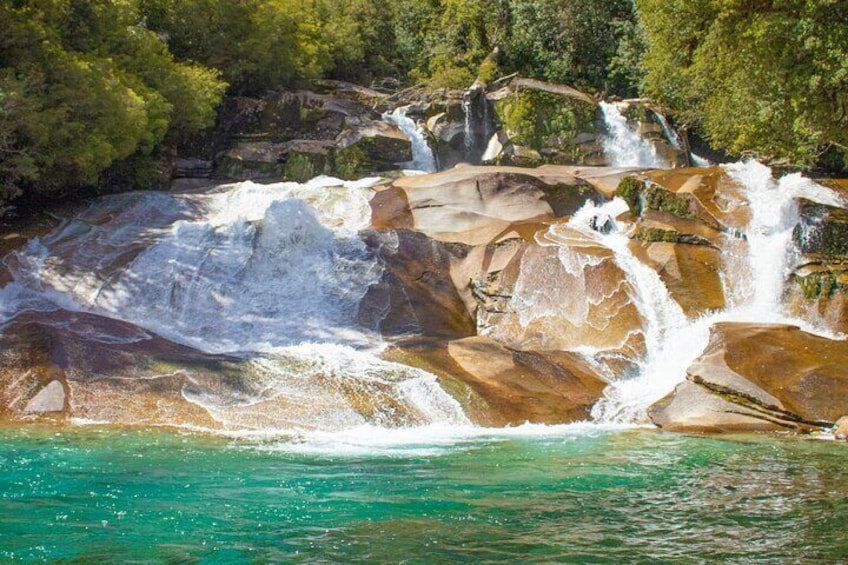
left=650, top=323, right=848, bottom=432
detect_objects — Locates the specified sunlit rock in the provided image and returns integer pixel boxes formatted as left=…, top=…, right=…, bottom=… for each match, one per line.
left=649, top=323, right=848, bottom=432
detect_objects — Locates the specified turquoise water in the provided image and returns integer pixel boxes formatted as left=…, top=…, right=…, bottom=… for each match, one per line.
left=1, top=426, right=847, bottom=564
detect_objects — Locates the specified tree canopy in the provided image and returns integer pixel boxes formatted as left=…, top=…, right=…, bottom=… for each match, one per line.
left=1, top=0, right=845, bottom=214
left=637, top=0, right=848, bottom=170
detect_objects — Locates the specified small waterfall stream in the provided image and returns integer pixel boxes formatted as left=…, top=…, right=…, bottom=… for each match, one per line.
left=599, top=101, right=667, bottom=168
left=577, top=160, right=847, bottom=423
left=382, top=107, right=437, bottom=172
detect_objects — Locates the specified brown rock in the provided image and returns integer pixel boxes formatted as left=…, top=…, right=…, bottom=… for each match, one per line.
left=387, top=336, right=607, bottom=426
left=649, top=322, right=848, bottom=432
left=834, top=416, right=848, bottom=440
left=358, top=230, right=477, bottom=338
left=631, top=240, right=725, bottom=317
left=386, top=166, right=605, bottom=244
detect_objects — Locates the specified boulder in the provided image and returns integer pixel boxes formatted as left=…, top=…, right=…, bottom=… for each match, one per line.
left=335, top=120, right=413, bottom=178
left=358, top=230, right=477, bottom=338
left=492, top=84, right=599, bottom=166
left=642, top=167, right=750, bottom=233
left=479, top=236, right=646, bottom=362
left=630, top=240, right=725, bottom=317
left=386, top=336, right=607, bottom=426
left=0, top=311, right=224, bottom=427
left=0, top=310, right=451, bottom=430
left=794, top=198, right=848, bottom=257
left=445, top=336, right=607, bottom=425
left=649, top=322, right=848, bottom=432
left=380, top=166, right=605, bottom=243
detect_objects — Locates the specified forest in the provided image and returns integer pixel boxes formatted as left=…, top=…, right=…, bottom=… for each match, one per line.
left=1, top=0, right=847, bottom=213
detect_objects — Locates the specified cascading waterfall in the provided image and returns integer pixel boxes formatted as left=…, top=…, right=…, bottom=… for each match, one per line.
left=543, top=199, right=695, bottom=422
left=462, top=96, right=474, bottom=151
left=653, top=112, right=682, bottom=150
left=382, top=106, right=437, bottom=172
left=724, top=160, right=844, bottom=317
left=599, top=101, right=667, bottom=168
left=461, top=90, right=493, bottom=164
left=4, top=175, right=470, bottom=433
left=586, top=159, right=846, bottom=423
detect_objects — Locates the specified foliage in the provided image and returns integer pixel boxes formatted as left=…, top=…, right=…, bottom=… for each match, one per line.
left=637, top=0, right=848, bottom=170
left=496, top=90, right=596, bottom=150
left=505, top=0, right=638, bottom=94
left=0, top=0, right=225, bottom=209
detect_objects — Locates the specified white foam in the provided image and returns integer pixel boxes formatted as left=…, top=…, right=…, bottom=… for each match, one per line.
left=383, top=107, right=437, bottom=172
left=233, top=421, right=640, bottom=457
left=600, top=102, right=667, bottom=168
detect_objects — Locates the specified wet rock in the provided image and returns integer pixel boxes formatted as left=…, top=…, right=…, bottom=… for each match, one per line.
left=787, top=264, right=848, bottom=334
left=387, top=336, right=607, bottom=426
left=631, top=240, right=725, bottom=317
left=794, top=198, right=848, bottom=257
left=446, top=336, right=607, bottom=425
left=649, top=323, right=848, bottom=432
left=0, top=310, right=233, bottom=427
left=480, top=239, right=646, bottom=362
left=358, top=230, right=477, bottom=339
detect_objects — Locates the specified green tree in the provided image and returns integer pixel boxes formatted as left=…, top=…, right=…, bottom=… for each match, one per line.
left=638, top=0, right=848, bottom=170
left=0, top=0, right=225, bottom=210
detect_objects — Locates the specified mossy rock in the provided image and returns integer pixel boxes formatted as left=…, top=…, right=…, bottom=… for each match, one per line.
left=638, top=227, right=681, bottom=243
left=637, top=227, right=712, bottom=246
left=333, top=144, right=370, bottom=180
left=494, top=89, right=596, bottom=153
left=615, top=176, right=694, bottom=220
left=215, top=156, right=281, bottom=180
left=615, top=177, right=646, bottom=215
left=283, top=152, right=330, bottom=183
left=794, top=270, right=848, bottom=300
left=644, top=185, right=693, bottom=219
left=794, top=199, right=848, bottom=257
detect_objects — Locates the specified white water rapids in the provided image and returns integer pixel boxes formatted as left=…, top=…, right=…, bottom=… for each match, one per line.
left=600, top=101, right=667, bottom=168
left=2, top=176, right=471, bottom=436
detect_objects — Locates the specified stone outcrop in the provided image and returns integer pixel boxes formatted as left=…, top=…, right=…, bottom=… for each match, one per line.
left=649, top=323, right=848, bottom=433
left=386, top=336, right=607, bottom=426
left=179, top=86, right=414, bottom=182
left=786, top=197, right=848, bottom=334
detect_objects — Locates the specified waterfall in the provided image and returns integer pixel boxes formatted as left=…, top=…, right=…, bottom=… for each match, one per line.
left=462, top=96, right=474, bottom=151
left=653, top=111, right=683, bottom=150
left=4, top=176, right=471, bottom=432
left=461, top=90, right=492, bottom=164
left=588, top=160, right=846, bottom=423
left=383, top=107, right=437, bottom=172
left=724, top=160, right=844, bottom=317
left=544, top=199, right=694, bottom=423
left=599, top=101, right=666, bottom=168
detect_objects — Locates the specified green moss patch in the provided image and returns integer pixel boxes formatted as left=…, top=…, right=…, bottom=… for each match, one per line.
left=495, top=89, right=596, bottom=151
